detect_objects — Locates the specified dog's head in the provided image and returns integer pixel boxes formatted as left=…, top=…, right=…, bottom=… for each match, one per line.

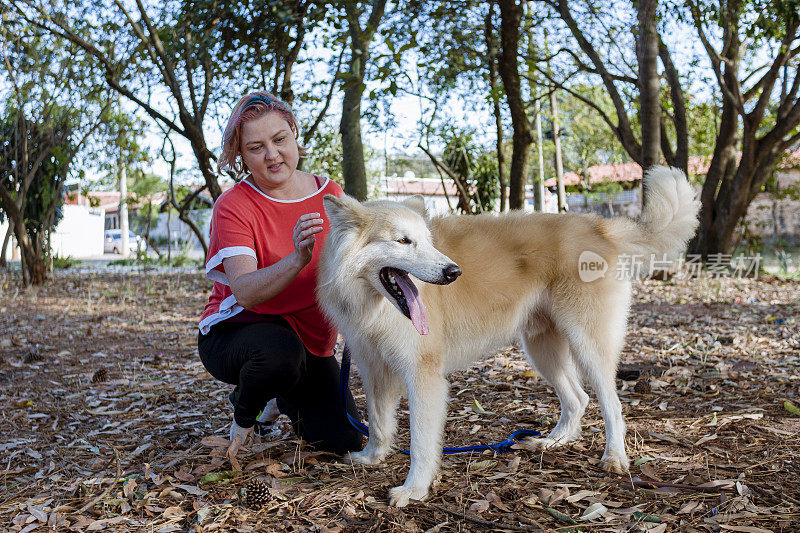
left=321, top=194, right=461, bottom=335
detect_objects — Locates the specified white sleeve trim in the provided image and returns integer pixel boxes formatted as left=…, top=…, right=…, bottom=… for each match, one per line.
left=199, top=294, right=243, bottom=334
left=205, top=246, right=256, bottom=280
left=207, top=269, right=230, bottom=286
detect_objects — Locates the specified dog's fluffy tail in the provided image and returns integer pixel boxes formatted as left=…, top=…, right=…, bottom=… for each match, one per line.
left=611, top=166, right=700, bottom=261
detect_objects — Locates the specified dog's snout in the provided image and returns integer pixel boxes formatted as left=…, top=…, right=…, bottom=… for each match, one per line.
left=443, top=264, right=462, bottom=283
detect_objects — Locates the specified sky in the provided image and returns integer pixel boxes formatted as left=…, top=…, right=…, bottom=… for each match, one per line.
left=135, top=5, right=723, bottom=189
left=5, top=0, right=768, bottom=190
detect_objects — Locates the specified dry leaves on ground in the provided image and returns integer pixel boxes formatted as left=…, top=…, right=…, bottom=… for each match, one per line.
left=0, top=269, right=798, bottom=532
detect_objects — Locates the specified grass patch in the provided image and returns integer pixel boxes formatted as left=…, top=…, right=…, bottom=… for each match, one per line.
left=52, top=255, right=81, bottom=269
left=107, top=253, right=202, bottom=269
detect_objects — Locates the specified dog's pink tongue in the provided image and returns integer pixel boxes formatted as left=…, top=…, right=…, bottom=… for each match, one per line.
left=395, top=273, right=429, bottom=335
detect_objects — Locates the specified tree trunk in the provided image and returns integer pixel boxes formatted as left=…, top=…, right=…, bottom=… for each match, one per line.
left=340, top=75, right=369, bottom=200
left=485, top=4, right=507, bottom=212
left=183, top=121, right=222, bottom=201
left=688, top=2, right=800, bottom=257
left=658, top=41, right=688, bottom=174
left=167, top=208, right=172, bottom=261
left=534, top=99, right=546, bottom=212
left=636, top=0, right=661, bottom=170
left=550, top=87, right=566, bottom=212
left=339, top=0, right=388, bottom=201
left=497, top=0, right=533, bottom=210
left=13, top=221, right=47, bottom=285
left=689, top=94, right=738, bottom=257
left=169, top=163, right=209, bottom=257
left=0, top=220, right=13, bottom=268
left=144, top=203, right=162, bottom=258
left=707, top=136, right=779, bottom=254
left=688, top=6, right=741, bottom=257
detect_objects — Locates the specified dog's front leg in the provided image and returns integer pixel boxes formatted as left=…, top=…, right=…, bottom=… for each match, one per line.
left=346, top=357, right=401, bottom=466
left=389, top=371, right=448, bottom=507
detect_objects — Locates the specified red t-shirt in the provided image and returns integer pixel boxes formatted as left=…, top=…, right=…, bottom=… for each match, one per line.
left=199, top=176, right=343, bottom=357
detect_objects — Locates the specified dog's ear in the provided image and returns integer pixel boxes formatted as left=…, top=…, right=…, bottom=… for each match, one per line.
left=323, top=194, right=364, bottom=229
left=401, top=195, right=428, bottom=220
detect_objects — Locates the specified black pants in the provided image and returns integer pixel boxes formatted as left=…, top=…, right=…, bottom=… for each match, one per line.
left=198, top=319, right=363, bottom=454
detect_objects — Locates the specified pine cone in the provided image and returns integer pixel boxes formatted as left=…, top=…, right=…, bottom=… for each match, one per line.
left=244, top=478, right=270, bottom=507
left=23, top=347, right=43, bottom=364
left=634, top=379, right=651, bottom=394
left=91, top=368, right=109, bottom=384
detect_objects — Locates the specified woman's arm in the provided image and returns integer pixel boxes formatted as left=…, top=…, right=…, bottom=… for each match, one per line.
left=224, top=212, right=323, bottom=309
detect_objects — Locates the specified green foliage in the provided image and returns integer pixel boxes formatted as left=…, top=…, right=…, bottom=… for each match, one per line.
left=584, top=178, right=624, bottom=206
left=108, top=252, right=202, bottom=269
left=0, top=107, right=73, bottom=244
left=303, top=121, right=344, bottom=187
left=157, top=253, right=200, bottom=269
left=442, top=128, right=499, bottom=213
left=556, top=84, right=630, bottom=174
left=385, top=156, right=438, bottom=179
left=685, top=97, right=718, bottom=157
left=52, top=254, right=80, bottom=269
left=176, top=0, right=341, bottom=117
left=107, top=258, right=137, bottom=267
left=471, top=152, right=500, bottom=213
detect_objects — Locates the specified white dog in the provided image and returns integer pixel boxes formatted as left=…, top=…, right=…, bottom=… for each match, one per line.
left=317, top=166, right=699, bottom=507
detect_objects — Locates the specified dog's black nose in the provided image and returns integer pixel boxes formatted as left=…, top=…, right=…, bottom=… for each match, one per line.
left=443, top=264, right=462, bottom=283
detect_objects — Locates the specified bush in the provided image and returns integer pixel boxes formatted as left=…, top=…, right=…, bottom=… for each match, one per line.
left=108, top=258, right=137, bottom=267
left=52, top=255, right=81, bottom=269
left=107, top=252, right=202, bottom=269
left=156, top=253, right=202, bottom=269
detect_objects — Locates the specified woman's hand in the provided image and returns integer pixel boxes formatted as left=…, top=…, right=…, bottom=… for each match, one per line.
left=292, top=212, right=324, bottom=267
left=223, top=212, right=324, bottom=309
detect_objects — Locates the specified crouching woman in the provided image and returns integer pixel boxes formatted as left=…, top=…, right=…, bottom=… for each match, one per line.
left=197, top=91, right=362, bottom=454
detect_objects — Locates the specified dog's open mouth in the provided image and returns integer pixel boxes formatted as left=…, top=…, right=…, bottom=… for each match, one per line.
left=379, top=267, right=429, bottom=335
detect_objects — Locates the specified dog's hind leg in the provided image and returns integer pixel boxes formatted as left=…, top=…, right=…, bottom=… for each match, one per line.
left=520, top=325, right=588, bottom=451
left=389, top=369, right=449, bottom=507
left=564, top=301, right=630, bottom=474
left=346, top=357, right=402, bottom=466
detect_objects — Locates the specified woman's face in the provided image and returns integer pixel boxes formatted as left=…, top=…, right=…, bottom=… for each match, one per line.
left=240, top=112, right=300, bottom=189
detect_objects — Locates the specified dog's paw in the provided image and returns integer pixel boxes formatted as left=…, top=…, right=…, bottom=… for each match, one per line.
left=600, top=450, right=630, bottom=474
left=345, top=449, right=383, bottom=466
left=388, top=484, right=429, bottom=507
left=518, top=434, right=575, bottom=451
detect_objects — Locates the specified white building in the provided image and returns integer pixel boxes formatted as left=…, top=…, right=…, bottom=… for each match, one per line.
left=0, top=203, right=105, bottom=260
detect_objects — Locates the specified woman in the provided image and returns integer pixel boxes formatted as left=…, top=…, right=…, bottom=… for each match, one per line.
left=198, top=92, right=362, bottom=454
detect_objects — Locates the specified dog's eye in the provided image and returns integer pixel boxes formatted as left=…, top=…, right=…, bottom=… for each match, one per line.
left=397, top=237, right=412, bottom=245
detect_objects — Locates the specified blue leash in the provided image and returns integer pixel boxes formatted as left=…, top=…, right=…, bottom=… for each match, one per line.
left=339, top=345, right=540, bottom=455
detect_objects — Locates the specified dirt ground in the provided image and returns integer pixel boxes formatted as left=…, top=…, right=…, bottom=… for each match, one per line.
left=1, top=268, right=798, bottom=532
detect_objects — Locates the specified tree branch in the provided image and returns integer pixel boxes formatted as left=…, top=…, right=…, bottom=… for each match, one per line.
left=183, top=28, right=200, bottom=119
left=13, top=3, right=188, bottom=135
left=659, top=39, right=688, bottom=172
left=522, top=47, right=638, bottom=84
left=302, top=43, right=346, bottom=146
left=547, top=0, right=640, bottom=162
left=418, top=143, right=474, bottom=212
left=690, top=2, right=745, bottom=114
left=132, top=0, right=185, bottom=111
left=746, top=18, right=799, bottom=125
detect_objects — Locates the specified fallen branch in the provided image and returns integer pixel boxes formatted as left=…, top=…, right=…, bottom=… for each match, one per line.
left=425, top=501, right=543, bottom=532
left=74, top=447, right=122, bottom=515
left=622, top=476, right=736, bottom=493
